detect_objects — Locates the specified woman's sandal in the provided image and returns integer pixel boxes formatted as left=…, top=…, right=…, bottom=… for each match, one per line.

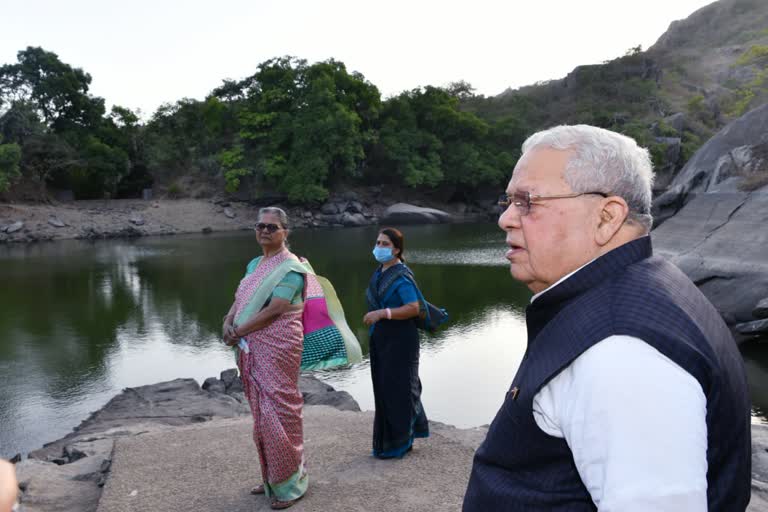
left=250, top=484, right=265, bottom=495
left=270, top=496, right=302, bottom=509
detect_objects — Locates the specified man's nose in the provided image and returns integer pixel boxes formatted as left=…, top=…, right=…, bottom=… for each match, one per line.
left=498, top=204, right=521, bottom=231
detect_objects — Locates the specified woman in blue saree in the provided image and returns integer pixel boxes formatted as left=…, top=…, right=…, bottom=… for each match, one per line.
left=363, top=228, right=429, bottom=458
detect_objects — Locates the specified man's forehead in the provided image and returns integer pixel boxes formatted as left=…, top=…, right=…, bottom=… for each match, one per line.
left=507, top=147, right=570, bottom=190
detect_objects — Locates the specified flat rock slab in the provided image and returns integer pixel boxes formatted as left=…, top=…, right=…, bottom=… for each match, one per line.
left=755, top=298, right=768, bottom=320
left=737, top=319, right=768, bottom=335
left=97, top=406, right=477, bottom=512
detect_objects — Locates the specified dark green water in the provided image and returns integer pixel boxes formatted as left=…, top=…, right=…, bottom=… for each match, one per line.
left=1, top=224, right=767, bottom=458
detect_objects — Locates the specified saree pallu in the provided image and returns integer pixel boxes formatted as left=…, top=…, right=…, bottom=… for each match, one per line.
left=234, top=251, right=308, bottom=501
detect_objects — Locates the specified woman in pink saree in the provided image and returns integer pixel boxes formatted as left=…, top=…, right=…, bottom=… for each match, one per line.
left=222, top=207, right=308, bottom=510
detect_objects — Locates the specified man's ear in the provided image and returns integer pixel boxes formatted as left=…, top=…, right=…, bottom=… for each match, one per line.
left=595, top=197, right=629, bottom=246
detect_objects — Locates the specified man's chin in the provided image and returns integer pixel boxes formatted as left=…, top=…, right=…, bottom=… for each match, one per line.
left=508, top=265, right=531, bottom=284
left=509, top=264, right=536, bottom=288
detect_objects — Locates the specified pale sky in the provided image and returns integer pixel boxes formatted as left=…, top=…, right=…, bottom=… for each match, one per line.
left=2, top=0, right=716, bottom=116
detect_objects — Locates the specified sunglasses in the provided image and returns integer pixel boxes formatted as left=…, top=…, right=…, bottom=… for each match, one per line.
left=254, top=223, right=283, bottom=233
left=498, top=190, right=607, bottom=216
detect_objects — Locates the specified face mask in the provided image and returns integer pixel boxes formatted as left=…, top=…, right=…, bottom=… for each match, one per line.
left=372, top=246, right=395, bottom=263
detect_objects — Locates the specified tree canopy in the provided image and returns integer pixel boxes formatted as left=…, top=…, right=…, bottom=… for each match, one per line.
left=0, top=45, right=699, bottom=204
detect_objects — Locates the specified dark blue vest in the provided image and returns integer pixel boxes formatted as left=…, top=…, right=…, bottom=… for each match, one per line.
left=463, top=236, right=751, bottom=511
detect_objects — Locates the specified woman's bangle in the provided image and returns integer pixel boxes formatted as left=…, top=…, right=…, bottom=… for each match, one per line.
left=385, top=308, right=392, bottom=320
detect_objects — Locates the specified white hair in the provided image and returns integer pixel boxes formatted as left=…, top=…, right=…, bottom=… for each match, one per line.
left=258, top=206, right=290, bottom=230
left=521, top=125, right=655, bottom=231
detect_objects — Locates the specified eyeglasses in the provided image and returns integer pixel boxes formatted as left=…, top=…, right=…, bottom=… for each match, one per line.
left=254, top=222, right=282, bottom=233
left=498, top=190, right=608, bottom=216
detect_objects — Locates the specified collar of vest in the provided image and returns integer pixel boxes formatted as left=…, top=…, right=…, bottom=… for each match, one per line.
left=525, top=236, right=653, bottom=342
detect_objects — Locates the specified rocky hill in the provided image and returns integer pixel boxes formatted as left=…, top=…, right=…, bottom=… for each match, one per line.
left=649, top=0, right=768, bottom=122
left=464, top=0, right=768, bottom=190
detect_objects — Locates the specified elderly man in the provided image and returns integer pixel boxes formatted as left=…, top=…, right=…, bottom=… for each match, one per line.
left=463, top=125, right=751, bottom=511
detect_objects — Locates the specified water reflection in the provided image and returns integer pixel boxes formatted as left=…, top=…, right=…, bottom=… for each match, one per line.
left=322, top=304, right=529, bottom=428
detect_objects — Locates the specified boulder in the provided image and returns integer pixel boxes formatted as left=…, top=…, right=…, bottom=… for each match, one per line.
left=321, top=202, right=340, bottom=215
left=6, top=221, right=23, bottom=234
left=341, top=212, right=368, bottom=226
left=220, top=368, right=239, bottom=388
left=345, top=200, right=364, bottom=214
left=298, top=375, right=334, bottom=395
left=201, top=226, right=212, bottom=234
left=202, top=377, right=226, bottom=394
left=663, top=112, right=687, bottom=134
left=302, top=390, right=360, bottom=412
left=226, top=376, right=244, bottom=395
left=223, top=207, right=236, bottom=219
left=299, top=375, right=360, bottom=412
left=48, top=217, right=66, bottom=228
left=382, top=203, right=453, bottom=225
left=128, top=214, right=144, bottom=226
left=755, top=298, right=768, bottom=320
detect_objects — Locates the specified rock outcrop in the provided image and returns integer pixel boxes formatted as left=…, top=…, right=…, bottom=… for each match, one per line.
left=652, top=103, right=768, bottom=326
left=654, top=102, right=768, bottom=224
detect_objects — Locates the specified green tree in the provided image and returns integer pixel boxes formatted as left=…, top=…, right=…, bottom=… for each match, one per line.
left=0, top=48, right=136, bottom=198
left=0, top=47, right=105, bottom=133
left=68, top=136, right=129, bottom=198
left=445, top=80, right=477, bottom=100
left=0, top=137, right=21, bottom=193
left=145, top=96, right=237, bottom=179
left=232, top=57, right=381, bottom=202
left=373, top=86, right=508, bottom=190
left=219, top=145, right=250, bottom=193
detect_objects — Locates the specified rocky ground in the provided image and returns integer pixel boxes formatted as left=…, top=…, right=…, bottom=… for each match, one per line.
left=10, top=372, right=486, bottom=512
left=0, top=193, right=495, bottom=244
left=9, top=371, right=768, bottom=511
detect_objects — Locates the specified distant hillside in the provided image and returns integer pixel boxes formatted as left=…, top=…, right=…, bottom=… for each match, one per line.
left=649, top=0, right=768, bottom=118
left=463, top=0, right=768, bottom=191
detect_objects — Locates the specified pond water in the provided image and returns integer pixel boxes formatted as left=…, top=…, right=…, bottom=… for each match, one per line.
left=1, top=224, right=766, bottom=458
